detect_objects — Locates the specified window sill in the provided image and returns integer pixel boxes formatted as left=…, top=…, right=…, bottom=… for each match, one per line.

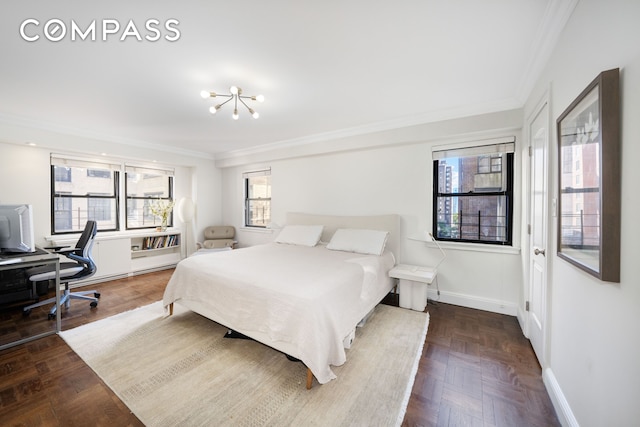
left=239, top=227, right=275, bottom=234
left=46, top=228, right=181, bottom=243
left=408, top=236, right=520, bottom=255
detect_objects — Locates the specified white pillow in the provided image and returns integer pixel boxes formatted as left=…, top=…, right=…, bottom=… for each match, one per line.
left=274, top=225, right=323, bottom=247
left=327, top=228, right=389, bottom=255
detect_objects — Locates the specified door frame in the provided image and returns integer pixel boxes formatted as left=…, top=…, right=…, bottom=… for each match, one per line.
left=523, top=91, right=551, bottom=367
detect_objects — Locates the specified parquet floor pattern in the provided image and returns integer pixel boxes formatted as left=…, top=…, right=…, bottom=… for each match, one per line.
left=1, top=270, right=560, bottom=426
left=402, top=300, right=560, bottom=427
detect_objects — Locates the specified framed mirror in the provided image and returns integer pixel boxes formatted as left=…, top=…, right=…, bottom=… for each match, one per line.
left=556, top=68, right=620, bottom=282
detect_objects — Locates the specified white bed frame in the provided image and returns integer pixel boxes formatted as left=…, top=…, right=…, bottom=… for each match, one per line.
left=171, top=212, right=400, bottom=388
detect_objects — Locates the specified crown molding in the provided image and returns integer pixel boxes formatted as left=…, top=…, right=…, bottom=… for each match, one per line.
left=0, top=113, right=215, bottom=161
left=214, top=97, right=522, bottom=167
left=515, top=0, right=580, bottom=103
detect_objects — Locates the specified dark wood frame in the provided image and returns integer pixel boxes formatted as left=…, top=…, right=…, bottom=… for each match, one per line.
left=556, top=68, right=620, bottom=282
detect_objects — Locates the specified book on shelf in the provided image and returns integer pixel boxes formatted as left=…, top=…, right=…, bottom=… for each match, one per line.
left=141, top=234, right=179, bottom=250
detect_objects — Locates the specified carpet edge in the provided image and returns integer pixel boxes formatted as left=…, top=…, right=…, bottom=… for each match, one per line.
left=57, top=301, right=168, bottom=425
left=395, top=311, right=430, bottom=427
left=59, top=301, right=163, bottom=342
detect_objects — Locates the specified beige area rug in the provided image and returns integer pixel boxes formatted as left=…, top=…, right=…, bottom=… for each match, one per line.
left=60, top=301, right=429, bottom=427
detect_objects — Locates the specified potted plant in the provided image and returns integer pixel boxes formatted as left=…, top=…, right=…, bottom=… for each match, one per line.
left=149, top=199, right=175, bottom=231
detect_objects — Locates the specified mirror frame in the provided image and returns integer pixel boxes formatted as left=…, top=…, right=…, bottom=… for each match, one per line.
left=556, top=68, right=620, bottom=282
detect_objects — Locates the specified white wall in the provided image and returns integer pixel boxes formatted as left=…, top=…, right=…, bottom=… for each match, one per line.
left=524, top=0, right=640, bottom=425
left=0, top=122, right=221, bottom=255
left=220, top=110, right=524, bottom=315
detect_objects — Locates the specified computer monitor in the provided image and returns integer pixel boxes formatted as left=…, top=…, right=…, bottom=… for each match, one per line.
left=0, top=204, right=35, bottom=253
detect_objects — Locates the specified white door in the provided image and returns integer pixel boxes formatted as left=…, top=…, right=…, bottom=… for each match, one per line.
left=527, top=99, right=549, bottom=366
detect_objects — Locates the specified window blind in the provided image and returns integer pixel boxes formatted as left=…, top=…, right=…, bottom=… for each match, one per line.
left=432, top=137, right=515, bottom=160
left=125, top=165, right=174, bottom=176
left=50, top=154, right=121, bottom=171
left=242, top=168, right=271, bottom=179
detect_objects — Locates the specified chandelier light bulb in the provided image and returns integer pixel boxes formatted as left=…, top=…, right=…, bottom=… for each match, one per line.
left=201, top=85, right=263, bottom=120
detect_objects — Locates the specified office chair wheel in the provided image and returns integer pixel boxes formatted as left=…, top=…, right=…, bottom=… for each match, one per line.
left=23, top=308, right=32, bottom=316
left=94, top=292, right=101, bottom=299
left=90, top=301, right=98, bottom=308
left=48, top=313, right=55, bottom=320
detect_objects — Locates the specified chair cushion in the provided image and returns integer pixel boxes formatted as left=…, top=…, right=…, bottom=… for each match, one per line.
left=202, top=239, right=235, bottom=249
left=203, top=226, right=235, bottom=240
left=27, top=262, right=84, bottom=282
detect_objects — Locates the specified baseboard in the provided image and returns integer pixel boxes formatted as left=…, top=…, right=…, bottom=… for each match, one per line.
left=128, top=265, right=177, bottom=276
left=543, top=367, right=579, bottom=427
left=69, top=273, right=129, bottom=288
left=516, top=305, right=528, bottom=337
left=68, top=264, right=177, bottom=289
left=427, top=289, right=517, bottom=316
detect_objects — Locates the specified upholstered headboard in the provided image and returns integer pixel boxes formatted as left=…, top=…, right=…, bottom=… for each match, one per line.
left=285, top=212, right=401, bottom=259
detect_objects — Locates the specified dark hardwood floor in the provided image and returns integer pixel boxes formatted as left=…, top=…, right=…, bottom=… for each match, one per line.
left=402, top=300, right=560, bottom=427
left=0, top=270, right=559, bottom=426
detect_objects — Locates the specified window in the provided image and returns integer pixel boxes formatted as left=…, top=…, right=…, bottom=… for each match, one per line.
left=125, top=166, right=174, bottom=230
left=54, top=167, right=71, bottom=182
left=243, top=169, right=271, bottom=228
left=51, top=156, right=120, bottom=234
left=51, top=156, right=177, bottom=234
left=432, top=140, right=514, bottom=245
left=87, top=195, right=112, bottom=221
left=477, top=155, right=502, bottom=174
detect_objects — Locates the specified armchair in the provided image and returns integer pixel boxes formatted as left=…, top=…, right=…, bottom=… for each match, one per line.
left=196, top=226, right=236, bottom=250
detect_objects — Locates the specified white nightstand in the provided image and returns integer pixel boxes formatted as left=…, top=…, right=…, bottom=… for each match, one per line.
left=389, top=264, right=437, bottom=311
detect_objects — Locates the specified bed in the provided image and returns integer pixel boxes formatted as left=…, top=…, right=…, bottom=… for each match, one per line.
left=162, top=212, right=400, bottom=387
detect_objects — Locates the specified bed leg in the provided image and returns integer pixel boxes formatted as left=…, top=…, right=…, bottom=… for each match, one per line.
left=306, top=368, right=313, bottom=390
left=169, top=303, right=173, bottom=316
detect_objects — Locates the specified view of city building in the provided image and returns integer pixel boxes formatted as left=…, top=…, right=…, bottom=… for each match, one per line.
left=435, top=152, right=511, bottom=244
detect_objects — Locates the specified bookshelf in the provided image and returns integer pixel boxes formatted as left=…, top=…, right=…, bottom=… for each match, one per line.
left=134, top=233, right=180, bottom=252
left=130, top=231, right=181, bottom=270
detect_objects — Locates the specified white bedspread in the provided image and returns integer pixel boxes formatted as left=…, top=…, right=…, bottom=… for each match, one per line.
left=162, top=242, right=395, bottom=384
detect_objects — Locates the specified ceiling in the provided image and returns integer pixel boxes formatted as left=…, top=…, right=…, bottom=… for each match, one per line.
left=0, top=0, right=571, bottom=159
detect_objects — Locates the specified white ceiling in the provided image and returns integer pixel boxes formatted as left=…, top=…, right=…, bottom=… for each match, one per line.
left=0, top=0, right=572, bottom=158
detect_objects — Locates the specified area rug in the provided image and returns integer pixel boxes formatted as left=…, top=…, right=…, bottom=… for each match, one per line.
left=60, top=301, right=429, bottom=426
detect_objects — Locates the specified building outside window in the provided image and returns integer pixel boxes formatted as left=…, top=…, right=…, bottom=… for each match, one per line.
left=51, top=156, right=176, bottom=234
left=559, top=142, right=599, bottom=249
left=244, top=169, right=271, bottom=228
left=432, top=139, right=515, bottom=245
left=125, top=166, right=174, bottom=230
left=53, top=192, right=72, bottom=231
left=51, top=156, right=120, bottom=234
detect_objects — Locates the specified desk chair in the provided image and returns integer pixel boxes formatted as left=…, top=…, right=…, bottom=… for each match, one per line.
left=23, top=221, right=100, bottom=319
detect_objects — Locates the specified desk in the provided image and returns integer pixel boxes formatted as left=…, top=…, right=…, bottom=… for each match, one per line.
left=389, top=264, right=437, bottom=312
left=0, top=248, right=60, bottom=351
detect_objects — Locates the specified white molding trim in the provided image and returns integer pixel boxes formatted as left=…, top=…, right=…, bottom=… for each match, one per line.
left=214, top=102, right=523, bottom=167
left=0, top=113, right=215, bottom=160
left=516, top=305, right=528, bottom=337
left=543, top=368, right=580, bottom=427
left=427, top=289, right=517, bottom=316
left=515, top=0, right=580, bottom=103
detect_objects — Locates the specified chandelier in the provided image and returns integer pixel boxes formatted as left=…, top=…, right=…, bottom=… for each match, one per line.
left=200, top=86, right=264, bottom=120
